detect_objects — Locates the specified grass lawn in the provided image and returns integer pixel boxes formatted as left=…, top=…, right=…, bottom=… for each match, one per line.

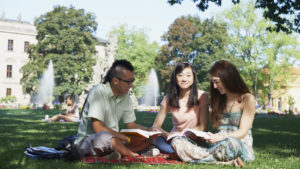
left=0, top=109, right=299, bottom=169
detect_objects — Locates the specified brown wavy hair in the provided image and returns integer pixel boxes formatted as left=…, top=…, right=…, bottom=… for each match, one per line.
left=209, top=60, right=250, bottom=128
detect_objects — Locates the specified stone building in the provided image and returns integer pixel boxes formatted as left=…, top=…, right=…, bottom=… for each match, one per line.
left=270, top=67, right=300, bottom=114
left=0, top=18, right=36, bottom=105
left=0, top=17, right=115, bottom=106
left=78, top=35, right=116, bottom=105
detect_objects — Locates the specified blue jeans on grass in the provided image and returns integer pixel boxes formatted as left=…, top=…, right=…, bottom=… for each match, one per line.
left=151, top=136, right=174, bottom=154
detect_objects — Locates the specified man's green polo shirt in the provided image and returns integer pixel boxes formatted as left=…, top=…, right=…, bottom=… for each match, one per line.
left=75, top=83, right=136, bottom=144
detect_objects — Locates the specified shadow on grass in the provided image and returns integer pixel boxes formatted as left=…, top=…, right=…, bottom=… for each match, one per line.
left=252, top=117, right=300, bottom=158
left=0, top=109, right=79, bottom=169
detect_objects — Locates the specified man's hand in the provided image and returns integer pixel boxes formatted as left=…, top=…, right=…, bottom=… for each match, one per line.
left=126, top=135, right=150, bottom=153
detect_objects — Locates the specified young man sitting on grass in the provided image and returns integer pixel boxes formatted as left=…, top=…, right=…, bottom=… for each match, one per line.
left=72, top=59, right=151, bottom=160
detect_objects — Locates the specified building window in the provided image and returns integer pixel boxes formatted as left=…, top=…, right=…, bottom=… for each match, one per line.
left=8, top=39, right=13, bottom=51
left=7, top=65, right=12, bottom=78
left=6, top=88, right=11, bottom=96
left=24, top=41, right=29, bottom=52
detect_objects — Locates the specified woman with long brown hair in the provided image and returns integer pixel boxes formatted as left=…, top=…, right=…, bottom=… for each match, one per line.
left=171, top=60, right=255, bottom=166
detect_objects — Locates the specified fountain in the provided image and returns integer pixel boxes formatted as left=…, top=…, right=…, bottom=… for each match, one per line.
left=137, top=68, right=160, bottom=113
left=36, top=60, right=55, bottom=108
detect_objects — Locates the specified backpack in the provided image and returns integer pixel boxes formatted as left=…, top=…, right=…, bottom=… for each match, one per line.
left=24, top=146, right=66, bottom=159
left=56, top=135, right=77, bottom=151
left=55, top=135, right=82, bottom=161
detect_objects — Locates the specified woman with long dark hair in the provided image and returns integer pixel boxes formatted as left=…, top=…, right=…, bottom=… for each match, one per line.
left=171, top=60, right=255, bottom=166
left=45, top=95, right=79, bottom=122
left=150, top=62, right=209, bottom=154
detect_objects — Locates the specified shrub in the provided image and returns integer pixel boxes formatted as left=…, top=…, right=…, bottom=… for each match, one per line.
left=0, top=95, right=17, bottom=103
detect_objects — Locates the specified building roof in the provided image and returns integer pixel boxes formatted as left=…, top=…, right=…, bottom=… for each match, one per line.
left=0, top=18, right=37, bottom=35
left=0, top=18, right=32, bottom=25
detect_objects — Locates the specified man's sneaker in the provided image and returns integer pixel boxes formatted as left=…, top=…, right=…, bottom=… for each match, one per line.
left=43, top=115, right=50, bottom=122
left=142, top=147, right=160, bottom=156
left=103, top=151, right=121, bottom=160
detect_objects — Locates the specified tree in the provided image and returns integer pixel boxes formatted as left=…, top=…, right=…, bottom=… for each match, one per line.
left=261, top=31, right=299, bottom=108
left=155, top=16, right=198, bottom=93
left=20, top=6, right=98, bottom=101
left=255, top=0, right=299, bottom=33
left=167, top=0, right=300, bottom=33
left=109, top=25, right=159, bottom=97
left=288, top=96, right=295, bottom=113
left=156, top=16, right=230, bottom=93
left=219, top=2, right=268, bottom=99
left=191, top=17, right=232, bottom=90
left=220, top=2, right=300, bottom=107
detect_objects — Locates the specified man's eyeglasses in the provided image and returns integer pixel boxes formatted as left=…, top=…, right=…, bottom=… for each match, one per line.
left=117, top=76, right=135, bottom=85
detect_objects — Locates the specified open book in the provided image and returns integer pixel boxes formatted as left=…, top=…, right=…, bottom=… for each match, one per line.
left=120, top=129, right=161, bottom=139
left=167, top=128, right=210, bottom=141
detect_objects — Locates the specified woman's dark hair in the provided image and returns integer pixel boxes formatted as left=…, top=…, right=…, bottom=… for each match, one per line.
left=103, top=59, right=134, bottom=83
left=168, top=62, right=199, bottom=108
left=65, top=95, right=73, bottom=100
left=209, top=60, right=250, bottom=128
left=65, top=94, right=75, bottom=103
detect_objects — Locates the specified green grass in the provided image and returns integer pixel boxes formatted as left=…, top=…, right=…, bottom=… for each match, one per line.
left=0, top=109, right=299, bottom=169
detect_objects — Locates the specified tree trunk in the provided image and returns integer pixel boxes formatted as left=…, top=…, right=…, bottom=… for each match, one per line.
left=254, top=72, right=258, bottom=100
left=268, top=80, right=274, bottom=110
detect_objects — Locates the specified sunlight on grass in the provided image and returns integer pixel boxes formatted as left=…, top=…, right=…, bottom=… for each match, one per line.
left=255, top=128, right=299, bottom=136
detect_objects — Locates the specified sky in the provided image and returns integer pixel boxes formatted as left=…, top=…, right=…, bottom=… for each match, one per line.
left=0, top=0, right=232, bottom=44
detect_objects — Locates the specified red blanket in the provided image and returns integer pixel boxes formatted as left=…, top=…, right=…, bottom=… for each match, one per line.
left=81, top=154, right=182, bottom=164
